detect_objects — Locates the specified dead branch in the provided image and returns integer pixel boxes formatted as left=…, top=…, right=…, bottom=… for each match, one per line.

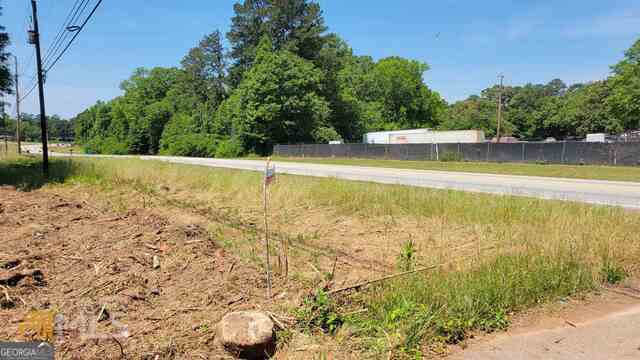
left=327, top=265, right=438, bottom=295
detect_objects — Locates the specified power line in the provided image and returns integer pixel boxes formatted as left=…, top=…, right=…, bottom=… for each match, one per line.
left=18, top=81, right=37, bottom=103
left=42, top=0, right=82, bottom=63
left=44, top=0, right=103, bottom=74
left=42, top=0, right=88, bottom=68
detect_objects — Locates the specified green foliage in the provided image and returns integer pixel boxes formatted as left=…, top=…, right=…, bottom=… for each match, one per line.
left=601, top=260, right=627, bottom=285
left=337, top=56, right=445, bottom=138
left=226, top=0, right=327, bottom=85
left=72, top=1, right=640, bottom=155
left=159, top=113, right=217, bottom=157
left=296, top=289, right=343, bottom=334
left=312, top=126, right=342, bottom=143
left=215, top=138, right=243, bottom=158
left=397, top=239, right=417, bottom=271
left=0, top=5, right=11, bottom=96
left=348, top=254, right=594, bottom=354
left=217, top=37, right=331, bottom=154
left=608, top=39, right=640, bottom=131
left=444, top=40, right=640, bottom=141
left=85, top=136, right=130, bottom=155
left=71, top=1, right=448, bottom=154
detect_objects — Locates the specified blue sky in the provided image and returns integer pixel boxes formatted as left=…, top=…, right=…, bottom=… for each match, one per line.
left=3, top=0, right=640, bottom=118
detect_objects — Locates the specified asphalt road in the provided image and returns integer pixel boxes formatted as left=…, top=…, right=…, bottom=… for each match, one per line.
left=142, top=156, right=639, bottom=209
left=22, top=145, right=640, bottom=209
left=451, top=303, right=640, bottom=360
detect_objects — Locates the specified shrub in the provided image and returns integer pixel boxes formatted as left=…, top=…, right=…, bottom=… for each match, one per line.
left=296, top=289, right=343, bottom=334
left=84, top=136, right=130, bottom=155
left=160, top=133, right=217, bottom=157
left=215, top=139, right=243, bottom=158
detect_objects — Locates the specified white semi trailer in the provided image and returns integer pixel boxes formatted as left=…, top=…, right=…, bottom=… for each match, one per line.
left=363, top=129, right=485, bottom=144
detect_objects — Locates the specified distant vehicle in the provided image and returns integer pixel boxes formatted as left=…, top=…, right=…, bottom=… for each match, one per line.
left=329, top=140, right=343, bottom=144
left=363, top=129, right=485, bottom=144
left=544, top=137, right=557, bottom=142
left=491, top=136, right=519, bottom=143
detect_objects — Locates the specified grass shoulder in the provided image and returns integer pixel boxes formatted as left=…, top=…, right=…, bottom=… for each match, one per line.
left=271, top=156, right=640, bottom=182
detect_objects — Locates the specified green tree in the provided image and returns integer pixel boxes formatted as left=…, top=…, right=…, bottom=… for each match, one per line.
left=181, top=30, right=227, bottom=107
left=227, top=0, right=327, bottom=85
left=217, top=37, right=330, bottom=154
left=0, top=5, right=11, bottom=96
left=607, top=39, right=640, bottom=131
left=337, top=56, right=445, bottom=137
left=559, top=81, right=621, bottom=136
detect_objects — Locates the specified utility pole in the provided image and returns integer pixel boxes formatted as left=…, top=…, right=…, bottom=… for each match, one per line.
left=496, top=74, right=504, bottom=143
left=29, top=0, right=49, bottom=176
left=14, top=56, right=21, bottom=154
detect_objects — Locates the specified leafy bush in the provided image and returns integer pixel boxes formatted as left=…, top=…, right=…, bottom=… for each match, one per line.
left=313, top=126, right=343, bottom=143
left=84, top=136, right=130, bottom=155
left=160, top=133, right=217, bottom=157
left=601, top=260, right=627, bottom=284
left=296, top=289, right=343, bottom=334
left=215, top=138, right=243, bottom=158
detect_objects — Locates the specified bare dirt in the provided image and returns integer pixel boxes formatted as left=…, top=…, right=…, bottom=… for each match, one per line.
left=0, top=186, right=295, bottom=359
left=449, top=286, right=640, bottom=359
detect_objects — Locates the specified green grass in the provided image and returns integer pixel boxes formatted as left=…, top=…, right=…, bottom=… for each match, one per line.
left=2, top=155, right=638, bottom=357
left=272, top=156, right=640, bottom=182
left=345, top=254, right=595, bottom=356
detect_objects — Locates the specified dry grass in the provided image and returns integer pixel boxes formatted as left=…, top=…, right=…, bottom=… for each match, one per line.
left=2, top=155, right=639, bottom=357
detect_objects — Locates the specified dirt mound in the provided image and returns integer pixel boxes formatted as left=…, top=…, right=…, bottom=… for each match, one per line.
left=0, top=186, right=282, bottom=359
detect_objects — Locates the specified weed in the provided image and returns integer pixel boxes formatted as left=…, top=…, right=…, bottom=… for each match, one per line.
left=347, top=254, right=594, bottom=354
left=295, top=289, right=343, bottom=334
left=601, top=261, right=627, bottom=285
left=397, top=238, right=417, bottom=271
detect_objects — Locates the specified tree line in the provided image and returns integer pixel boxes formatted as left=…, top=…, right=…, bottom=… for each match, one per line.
left=0, top=114, right=74, bottom=142
left=3, top=1, right=636, bottom=156
left=442, top=40, right=640, bottom=141
left=73, top=0, right=447, bottom=156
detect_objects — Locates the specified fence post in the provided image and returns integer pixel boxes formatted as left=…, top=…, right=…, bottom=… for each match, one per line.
left=435, top=143, right=440, bottom=161
left=486, top=142, right=491, bottom=162
left=561, top=142, right=566, bottom=164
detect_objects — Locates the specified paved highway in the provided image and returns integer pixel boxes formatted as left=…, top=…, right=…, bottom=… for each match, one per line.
left=22, top=144, right=640, bottom=209
left=145, top=156, right=640, bottom=209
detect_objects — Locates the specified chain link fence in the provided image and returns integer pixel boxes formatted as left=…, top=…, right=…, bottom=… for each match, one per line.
left=274, top=142, right=640, bottom=166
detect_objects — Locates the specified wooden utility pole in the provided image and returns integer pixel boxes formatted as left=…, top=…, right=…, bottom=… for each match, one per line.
left=14, top=56, right=21, bottom=154
left=29, top=0, right=49, bottom=176
left=496, top=74, right=504, bottom=143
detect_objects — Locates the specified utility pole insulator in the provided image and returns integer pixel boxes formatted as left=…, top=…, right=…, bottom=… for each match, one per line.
left=27, top=30, right=37, bottom=44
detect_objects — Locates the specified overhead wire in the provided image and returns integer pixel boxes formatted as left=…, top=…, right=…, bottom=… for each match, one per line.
left=44, top=0, right=103, bottom=73
left=42, top=0, right=88, bottom=68
left=19, top=0, right=104, bottom=102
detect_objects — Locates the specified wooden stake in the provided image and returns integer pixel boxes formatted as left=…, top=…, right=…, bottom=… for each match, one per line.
left=263, top=161, right=272, bottom=298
